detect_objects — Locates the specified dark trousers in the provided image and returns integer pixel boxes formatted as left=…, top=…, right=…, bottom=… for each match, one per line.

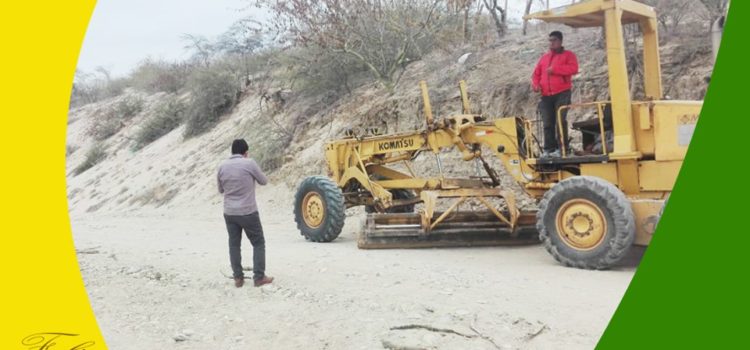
left=224, top=212, right=265, bottom=280
left=539, top=90, right=571, bottom=152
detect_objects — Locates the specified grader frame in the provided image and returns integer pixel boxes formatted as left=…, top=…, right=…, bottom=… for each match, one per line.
left=325, top=80, right=535, bottom=238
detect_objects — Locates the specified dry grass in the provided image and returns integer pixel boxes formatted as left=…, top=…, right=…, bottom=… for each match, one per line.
left=74, top=144, right=108, bottom=175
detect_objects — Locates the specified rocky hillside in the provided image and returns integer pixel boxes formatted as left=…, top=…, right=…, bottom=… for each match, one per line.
left=66, top=26, right=713, bottom=215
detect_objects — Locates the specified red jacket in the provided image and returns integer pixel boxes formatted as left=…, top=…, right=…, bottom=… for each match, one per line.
left=532, top=48, right=579, bottom=96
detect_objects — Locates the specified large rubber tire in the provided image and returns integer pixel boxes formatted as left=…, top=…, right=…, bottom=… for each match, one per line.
left=365, top=189, right=416, bottom=213
left=537, top=176, right=635, bottom=270
left=656, top=195, right=669, bottom=231
left=294, top=176, right=346, bottom=242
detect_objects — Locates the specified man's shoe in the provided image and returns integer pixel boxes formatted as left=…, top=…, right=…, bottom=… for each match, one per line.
left=254, top=276, right=274, bottom=287
left=234, top=277, right=244, bottom=288
left=548, top=149, right=561, bottom=158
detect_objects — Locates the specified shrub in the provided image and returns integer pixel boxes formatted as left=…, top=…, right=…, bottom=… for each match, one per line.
left=129, top=59, right=188, bottom=93
left=114, top=95, right=144, bottom=119
left=87, top=108, right=122, bottom=140
left=86, top=95, right=144, bottom=140
left=183, top=68, right=240, bottom=137
left=66, top=144, right=78, bottom=156
left=253, top=135, right=290, bottom=172
left=102, top=77, right=131, bottom=99
left=74, top=144, right=107, bottom=175
left=279, top=47, right=368, bottom=98
left=241, top=118, right=292, bottom=173
left=70, top=68, right=131, bottom=108
left=134, top=96, right=186, bottom=149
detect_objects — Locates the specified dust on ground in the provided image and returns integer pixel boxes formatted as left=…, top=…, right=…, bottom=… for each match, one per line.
left=73, top=186, right=639, bottom=350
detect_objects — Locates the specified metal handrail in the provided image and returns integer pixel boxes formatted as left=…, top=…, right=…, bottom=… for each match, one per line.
left=556, top=101, right=611, bottom=157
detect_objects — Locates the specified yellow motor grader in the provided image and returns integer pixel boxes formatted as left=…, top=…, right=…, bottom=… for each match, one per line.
left=293, top=0, right=702, bottom=269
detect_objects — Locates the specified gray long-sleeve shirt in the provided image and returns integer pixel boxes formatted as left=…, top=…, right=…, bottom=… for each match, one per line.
left=217, top=154, right=268, bottom=215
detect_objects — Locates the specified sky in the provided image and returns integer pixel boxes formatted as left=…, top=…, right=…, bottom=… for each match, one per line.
left=76, top=0, right=573, bottom=77
left=77, top=0, right=263, bottom=77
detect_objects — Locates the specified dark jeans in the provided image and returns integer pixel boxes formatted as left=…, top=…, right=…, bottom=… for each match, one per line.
left=539, top=90, right=571, bottom=152
left=224, top=212, right=265, bottom=280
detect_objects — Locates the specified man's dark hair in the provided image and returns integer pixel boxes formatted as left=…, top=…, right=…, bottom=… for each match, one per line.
left=231, top=139, right=249, bottom=155
left=549, top=31, right=563, bottom=41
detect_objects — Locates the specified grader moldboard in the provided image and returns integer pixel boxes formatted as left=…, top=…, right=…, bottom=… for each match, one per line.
left=293, top=0, right=702, bottom=269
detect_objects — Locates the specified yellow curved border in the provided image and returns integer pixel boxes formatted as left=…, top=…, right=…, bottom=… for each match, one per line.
left=0, top=1, right=104, bottom=348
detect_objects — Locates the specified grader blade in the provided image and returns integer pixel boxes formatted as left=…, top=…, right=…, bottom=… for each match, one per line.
left=358, top=211, right=539, bottom=249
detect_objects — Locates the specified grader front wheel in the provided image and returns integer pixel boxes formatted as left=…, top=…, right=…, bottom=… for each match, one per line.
left=555, top=198, right=607, bottom=250
left=294, top=176, right=346, bottom=242
left=301, top=192, right=325, bottom=228
left=537, top=176, right=635, bottom=270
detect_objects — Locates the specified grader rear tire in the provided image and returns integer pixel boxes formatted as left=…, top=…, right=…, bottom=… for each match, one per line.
left=656, top=195, right=669, bottom=231
left=294, top=176, right=345, bottom=242
left=537, top=176, right=635, bottom=270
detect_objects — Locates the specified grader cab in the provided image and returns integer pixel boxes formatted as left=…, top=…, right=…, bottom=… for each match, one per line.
left=293, top=0, right=702, bottom=269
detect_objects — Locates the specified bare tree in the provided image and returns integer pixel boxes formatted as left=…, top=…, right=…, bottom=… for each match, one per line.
left=522, top=0, right=534, bottom=35
left=522, top=0, right=551, bottom=35
left=697, top=0, right=729, bottom=30
left=643, top=0, right=693, bottom=35
left=216, top=17, right=265, bottom=83
left=94, top=66, right=112, bottom=83
left=217, top=18, right=264, bottom=57
left=181, top=34, right=216, bottom=68
left=71, top=69, right=99, bottom=107
left=483, top=0, right=508, bottom=39
left=255, top=0, right=449, bottom=91
left=659, top=0, right=692, bottom=34
left=447, top=0, right=477, bottom=43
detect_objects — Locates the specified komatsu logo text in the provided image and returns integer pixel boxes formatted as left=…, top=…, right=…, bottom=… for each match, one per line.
left=377, top=138, right=415, bottom=151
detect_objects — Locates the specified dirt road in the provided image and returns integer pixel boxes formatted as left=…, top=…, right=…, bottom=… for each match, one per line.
left=72, top=190, right=638, bottom=350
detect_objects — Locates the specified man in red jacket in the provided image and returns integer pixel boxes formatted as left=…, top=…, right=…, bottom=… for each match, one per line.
left=532, top=30, right=579, bottom=158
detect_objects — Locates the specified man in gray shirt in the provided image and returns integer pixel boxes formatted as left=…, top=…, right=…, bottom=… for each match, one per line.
left=217, top=139, right=273, bottom=288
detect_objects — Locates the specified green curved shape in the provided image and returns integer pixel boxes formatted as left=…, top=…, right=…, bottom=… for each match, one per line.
left=597, top=2, right=744, bottom=349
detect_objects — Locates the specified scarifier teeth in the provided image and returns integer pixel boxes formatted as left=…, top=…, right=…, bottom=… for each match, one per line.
left=358, top=211, right=540, bottom=249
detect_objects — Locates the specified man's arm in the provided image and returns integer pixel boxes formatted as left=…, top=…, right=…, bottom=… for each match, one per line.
left=217, top=167, right=224, bottom=194
left=248, top=160, right=269, bottom=186
left=552, top=52, right=579, bottom=76
left=532, top=58, right=542, bottom=90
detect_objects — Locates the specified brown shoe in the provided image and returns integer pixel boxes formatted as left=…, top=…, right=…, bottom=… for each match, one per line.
left=234, top=277, right=244, bottom=288
left=254, top=276, right=274, bottom=287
